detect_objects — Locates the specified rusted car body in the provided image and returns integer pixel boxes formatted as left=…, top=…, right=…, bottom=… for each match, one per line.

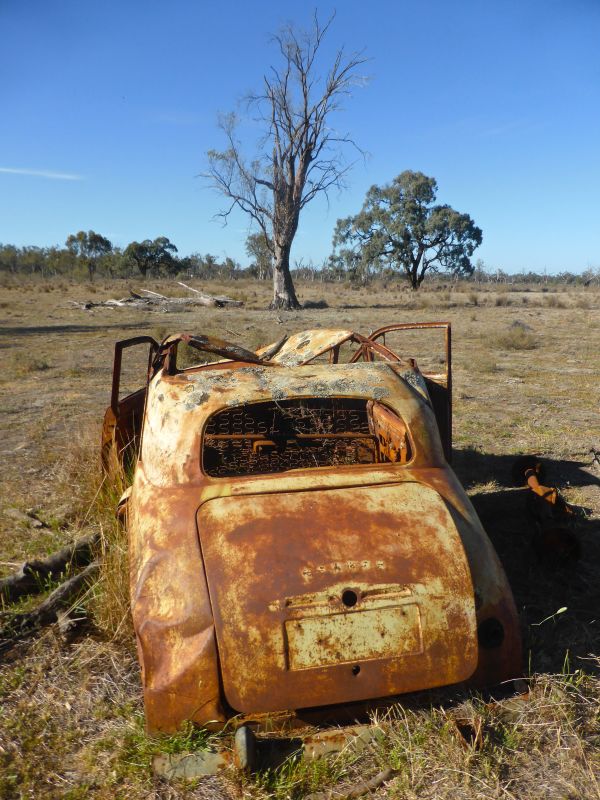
left=102, top=325, right=521, bottom=734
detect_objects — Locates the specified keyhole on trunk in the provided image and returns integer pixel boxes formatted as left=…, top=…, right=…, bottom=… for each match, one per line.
left=342, top=589, right=358, bottom=607
left=352, top=665, right=361, bottom=676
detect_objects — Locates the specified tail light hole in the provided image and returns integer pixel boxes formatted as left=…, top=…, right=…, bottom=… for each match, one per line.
left=342, top=589, right=358, bottom=607
left=477, top=617, right=505, bottom=649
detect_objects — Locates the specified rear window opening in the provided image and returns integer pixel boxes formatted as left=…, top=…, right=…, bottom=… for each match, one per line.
left=202, top=397, right=412, bottom=478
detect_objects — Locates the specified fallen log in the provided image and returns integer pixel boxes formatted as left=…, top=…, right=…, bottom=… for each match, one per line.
left=69, top=292, right=244, bottom=311
left=138, top=288, right=168, bottom=299
left=68, top=287, right=243, bottom=311
left=176, top=281, right=244, bottom=307
left=304, top=768, right=397, bottom=800
left=0, top=561, right=100, bottom=652
left=0, top=531, right=99, bottom=603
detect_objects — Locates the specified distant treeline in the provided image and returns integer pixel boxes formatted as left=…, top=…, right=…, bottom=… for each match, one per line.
left=0, top=234, right=598, bottom=287
left=0, top=234, right=251, bottom=282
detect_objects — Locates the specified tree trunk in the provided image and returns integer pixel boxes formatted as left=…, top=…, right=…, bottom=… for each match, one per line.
left=270, top=243, right=300, bottom=309
left=408, top=265, right=419, bottom=290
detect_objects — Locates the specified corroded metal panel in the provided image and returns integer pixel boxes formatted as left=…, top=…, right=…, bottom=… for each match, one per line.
left=286, top=604, right=423, bottom=670
left=262, top=329, right=355, bottom=365
left=128, top=470, right=226, bottom=732
left=368, top=400, right=411, bottom=463
left=197, top=483, right=478, bottom=714
left=140, top=361, right=442, bottom=487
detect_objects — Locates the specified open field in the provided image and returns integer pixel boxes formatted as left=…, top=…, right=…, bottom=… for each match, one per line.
left=1, top=277, right=599, bottom=799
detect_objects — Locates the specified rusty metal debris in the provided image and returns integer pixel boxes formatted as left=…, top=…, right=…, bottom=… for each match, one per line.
left=152, top=723, right=379, bottom=778
left=448, top=690, right=531, bottom=753
left=102, top=324, right=521, bottom=735
left=512, top=456, right=581, bottom=563
left=449, top=713, right=484, bottom=750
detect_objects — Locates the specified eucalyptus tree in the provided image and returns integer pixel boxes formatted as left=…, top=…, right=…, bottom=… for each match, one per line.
left=332, top=171, right=482, bottom=290
left=204, top=14, right=366, bottom=309
left=124, top=237, right=178, bottom=277
left=66, top=230, right=113, bottom=281
left=245, top=232, right=273, bottom=280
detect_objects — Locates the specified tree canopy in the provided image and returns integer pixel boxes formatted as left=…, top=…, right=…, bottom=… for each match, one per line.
left=245, top=232, right=273, bottom=280
left=204, top=13, right=366, bottom=309
left=65, top=230, right=112, bottom=281
left=124, top=237, right=178, bottom=278
left=332, top=171, right=482, bottom=289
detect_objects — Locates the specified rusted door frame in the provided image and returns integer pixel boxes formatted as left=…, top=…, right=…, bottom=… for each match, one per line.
left=110, top=336, right=159, bottom=414
left=369, top=323, right=452, bottom=460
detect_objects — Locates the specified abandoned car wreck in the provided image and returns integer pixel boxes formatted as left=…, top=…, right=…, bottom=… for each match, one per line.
left=102, top=325, right=521, bottom=735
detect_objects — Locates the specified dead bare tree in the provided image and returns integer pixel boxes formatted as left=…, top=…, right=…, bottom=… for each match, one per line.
left=204, top=13, right=366, bottom=309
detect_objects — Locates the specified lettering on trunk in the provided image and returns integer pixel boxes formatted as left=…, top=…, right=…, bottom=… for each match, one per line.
left=301, top=560, right=386, bottom=582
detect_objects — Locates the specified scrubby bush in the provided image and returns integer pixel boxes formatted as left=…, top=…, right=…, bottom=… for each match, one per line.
left=494, top=323, right=537, bottom=350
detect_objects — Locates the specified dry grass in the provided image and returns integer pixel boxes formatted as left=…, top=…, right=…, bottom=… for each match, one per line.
left=370, top=671, right=600, bottom=799
left=1, top=277, right=599, bottom=798
left=492, top=324, right=538, bottom=351
left=55, top=430, right=133, bottom=638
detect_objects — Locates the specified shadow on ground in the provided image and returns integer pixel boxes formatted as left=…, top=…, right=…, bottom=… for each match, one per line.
left=453, top=448, right=600, bottom=491
left=455, top=448, right=600, bottom=676
left=0, top=321, right=151, bottom=338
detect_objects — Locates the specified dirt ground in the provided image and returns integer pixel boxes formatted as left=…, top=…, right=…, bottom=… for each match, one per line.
left=1, top=277, right=599, bottom=799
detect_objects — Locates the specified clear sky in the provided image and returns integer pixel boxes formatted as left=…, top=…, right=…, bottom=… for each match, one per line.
left=1, top=0, right=599, bottom=273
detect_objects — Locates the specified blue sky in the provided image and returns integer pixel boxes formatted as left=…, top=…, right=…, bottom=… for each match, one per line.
left=1, top=0, right=599, bottom=273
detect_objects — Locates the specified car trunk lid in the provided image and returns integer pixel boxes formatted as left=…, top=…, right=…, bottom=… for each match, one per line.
left=196, top=482, right=477, bottom=714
